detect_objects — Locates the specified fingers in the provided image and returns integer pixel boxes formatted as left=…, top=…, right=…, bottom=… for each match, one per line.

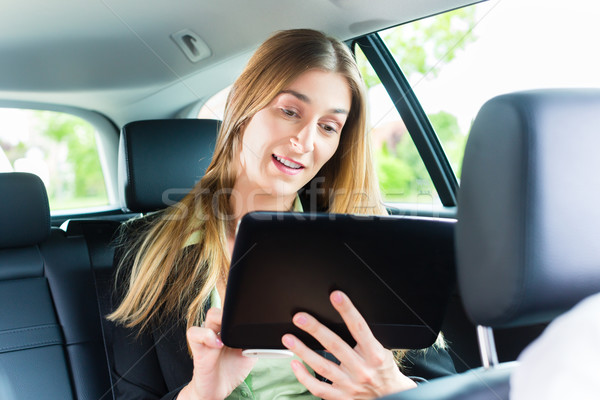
left=187, top=309, right=226, bottom=376
left=202, top=307, right=223, bottom=333
left=288, top=359, right=344, bottom=400
left=288, top=291, right=384, bottom=365
left=282, top=334, right=347, bottom=384
left=187, top=307, right=224, bottom=355
left=284, top=293, right=417, bottom=398
left=329, top=291, right=385, bottom=360
left=187, top=325, right=223, bottom=351
left=185, top=307, right=258, bottom=400
left=288, top=311, right=361, bottom=368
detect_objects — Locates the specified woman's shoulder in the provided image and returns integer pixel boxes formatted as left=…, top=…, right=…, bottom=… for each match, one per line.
left=111, top=211, right=166, bottom=299
left=117, top=211, right=165, bottom=242
left=113, top=212, right=162, bottom=270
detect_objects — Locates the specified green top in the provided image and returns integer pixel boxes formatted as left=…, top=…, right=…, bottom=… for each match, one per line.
left=188, top=197, right=317, bottom=399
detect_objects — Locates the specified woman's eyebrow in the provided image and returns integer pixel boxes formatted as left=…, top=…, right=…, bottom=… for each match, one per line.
left=280, top=89, right=349, bottom=115
left=281, top=89, right=310, bottom=104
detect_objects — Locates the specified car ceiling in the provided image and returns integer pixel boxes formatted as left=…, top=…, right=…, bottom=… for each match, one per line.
left=0, top=0, right=476, bottom=127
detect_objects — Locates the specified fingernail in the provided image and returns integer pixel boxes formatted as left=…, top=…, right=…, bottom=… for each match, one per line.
left=215, top=337, right=224, bottom=347
left=294, top=314, right=307, bottom=326
left=282, top=335, right=295, bottom=348
left=332, top=291, right=343, bottom=305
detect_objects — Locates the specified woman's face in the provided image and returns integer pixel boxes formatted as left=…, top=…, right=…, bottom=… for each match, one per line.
left=235, top=69, right=352, bottom=203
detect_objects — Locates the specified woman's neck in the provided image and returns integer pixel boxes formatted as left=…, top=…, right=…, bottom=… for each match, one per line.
left=229, top=182, right=296, bottom=235
left=230, top=192, right=296, bottom=228
left=222, top=181, right=295, bottom=302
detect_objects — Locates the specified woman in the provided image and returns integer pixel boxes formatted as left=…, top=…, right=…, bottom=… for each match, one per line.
left=108, top=29, right=441, bottom=400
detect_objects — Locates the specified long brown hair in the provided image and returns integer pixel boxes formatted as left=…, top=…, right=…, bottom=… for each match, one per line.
left=108, top=29, right=386, bottom=333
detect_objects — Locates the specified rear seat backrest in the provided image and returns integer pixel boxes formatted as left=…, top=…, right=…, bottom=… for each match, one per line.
left=0, top=172, right=74, bottom=399
left=0, top=172, right=112, bottom=400
left=61, top=217, right=123, bottom=397
left=42, top=227, right=113, bottom=400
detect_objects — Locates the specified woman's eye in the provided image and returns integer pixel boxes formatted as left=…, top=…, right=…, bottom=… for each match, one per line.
left=319, top=123, right=338, bottom=134
left=281, top=108, right=298, bottom=118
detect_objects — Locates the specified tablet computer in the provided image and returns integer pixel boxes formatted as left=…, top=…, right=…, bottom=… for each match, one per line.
left=221, top=212, right=455, bottom=351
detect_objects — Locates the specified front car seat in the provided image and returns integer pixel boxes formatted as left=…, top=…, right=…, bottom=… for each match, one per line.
left=380, top=89, right=600, bottom=399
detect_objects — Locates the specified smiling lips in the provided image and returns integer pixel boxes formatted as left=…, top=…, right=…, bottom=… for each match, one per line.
left=272, top=154, right=305, bottom=175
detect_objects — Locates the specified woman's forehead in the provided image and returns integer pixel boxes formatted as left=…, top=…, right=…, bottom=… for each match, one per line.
left=277, top=69, right=352, bottom=111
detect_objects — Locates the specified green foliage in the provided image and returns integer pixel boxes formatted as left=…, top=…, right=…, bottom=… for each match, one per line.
left=375, top=135, right=436, bottom=202
left=378, top=7, right=476, bottom=87
left=358, top=7, right=477, bottom=201
left=385, top=7, right=477, bottom=80
left=375, top=143, right=415, bottom=199
left=359, top=7, right=478, bottom=89
left=427, top=111, right=468, bottom=177
left=374, top=112, right=467, bottom=202
left=34, top=111, right=108, bottom=208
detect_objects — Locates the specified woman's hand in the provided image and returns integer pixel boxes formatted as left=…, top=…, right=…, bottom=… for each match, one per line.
left=281, top=291, right=417, bottom=400
left=178, top=307, right=256, bottom=400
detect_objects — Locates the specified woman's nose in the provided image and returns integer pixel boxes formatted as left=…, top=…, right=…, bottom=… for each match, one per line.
left=290, top=123, right=315, bottom=153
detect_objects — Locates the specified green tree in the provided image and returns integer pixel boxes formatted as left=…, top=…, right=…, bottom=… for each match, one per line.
left=375, top=143, right=415, bottom=200
left=358, top=7, right=477, bottom=199
left=359, top=7, right=477, bottom=89
left=35, top=111, right=107, bottom=208
left=428, top=111, right=467, bottom=176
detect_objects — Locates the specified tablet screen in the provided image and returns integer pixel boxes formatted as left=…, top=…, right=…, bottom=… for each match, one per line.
left=221, top=212, right=455, bottom=350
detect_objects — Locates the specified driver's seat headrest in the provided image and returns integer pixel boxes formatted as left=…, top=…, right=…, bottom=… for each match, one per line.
left=457, top=89, right=600, bottom=328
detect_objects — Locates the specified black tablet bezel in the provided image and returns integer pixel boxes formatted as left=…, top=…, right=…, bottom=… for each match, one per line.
left=221, top=212, right=455, bottom=350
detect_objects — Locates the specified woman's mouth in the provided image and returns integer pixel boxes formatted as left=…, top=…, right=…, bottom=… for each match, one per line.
left=272, top=154, right=304, bottom=175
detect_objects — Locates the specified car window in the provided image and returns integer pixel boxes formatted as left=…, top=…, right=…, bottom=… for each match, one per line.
left=355, top=47, right=440, bottom=207
left=380, top=0, right=600, bottom=178
left=0, top=108, right=109, bottom=212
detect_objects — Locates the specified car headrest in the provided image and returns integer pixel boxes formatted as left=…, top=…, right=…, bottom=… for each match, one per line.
left=0, top=172, right=50, bottom=248
left=456, top=89, right=600, bottom=328
left=118, top=119, right=219, bottom=213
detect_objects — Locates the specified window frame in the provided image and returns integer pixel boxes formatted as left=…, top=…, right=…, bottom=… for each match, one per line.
left=353, top=33, right=459, bottom=207
left=0, top=100, right=121, bottom=221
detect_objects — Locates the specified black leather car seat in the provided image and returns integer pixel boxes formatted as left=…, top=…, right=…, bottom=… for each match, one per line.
left=379, top=89, right=600, bottom=399
left=0, top=172, right=112, bottom=399
left=0, top=172, right=69, bottom=399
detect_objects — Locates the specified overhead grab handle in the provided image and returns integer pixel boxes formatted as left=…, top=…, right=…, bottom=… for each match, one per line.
left=171, top=29, right=211, bottom=63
